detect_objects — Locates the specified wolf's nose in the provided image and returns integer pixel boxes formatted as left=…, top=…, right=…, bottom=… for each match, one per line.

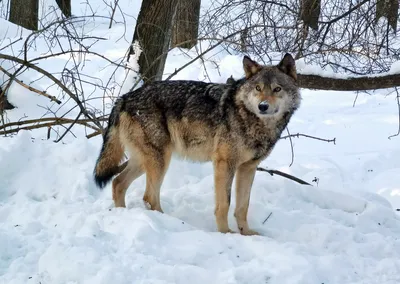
left=258, top=101, right=269, bottom=112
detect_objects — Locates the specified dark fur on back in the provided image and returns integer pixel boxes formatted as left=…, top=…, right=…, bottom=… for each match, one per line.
left=120, top=80, right=240, bottom=127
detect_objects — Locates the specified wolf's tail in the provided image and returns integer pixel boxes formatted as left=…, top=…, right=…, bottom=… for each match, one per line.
left=93, top=99, right=125, bottom=189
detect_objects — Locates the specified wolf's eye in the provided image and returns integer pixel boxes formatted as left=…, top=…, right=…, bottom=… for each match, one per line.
left=273, top=87, right=281, bottom=92
left=255, top=85, right=261, bottom=92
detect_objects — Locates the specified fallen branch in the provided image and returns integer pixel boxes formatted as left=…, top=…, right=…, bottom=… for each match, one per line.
left=256, top=167, right=312, bottom=185
left=0, top=66, right=62, bottom=104
left=86, top=130, right=103, bottom=139
left=298, top=73, right=400, bottom=91
left=114, top=160, right=310, bottom=186
left=0, top=116, right=107, bottom=135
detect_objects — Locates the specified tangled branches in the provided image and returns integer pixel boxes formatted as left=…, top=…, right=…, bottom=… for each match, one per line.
left=0, top=2, right=138, bottom=141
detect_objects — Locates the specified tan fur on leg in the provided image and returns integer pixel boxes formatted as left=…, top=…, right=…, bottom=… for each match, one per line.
left=112, top=160, right=144, bottom=207
left=213, top=147, right=236, bottom=233
left=142, top=147, right=172, bottom=213
left=234, top=160, right=259, bottom=236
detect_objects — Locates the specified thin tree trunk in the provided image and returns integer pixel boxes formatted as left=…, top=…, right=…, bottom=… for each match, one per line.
left=171, top=0, right=201, bottom=49
left=56, top=0, right=71, bottom=18
left=129, top=0, right=179, bottom=82
left=9, top=0, right=38, bottom=31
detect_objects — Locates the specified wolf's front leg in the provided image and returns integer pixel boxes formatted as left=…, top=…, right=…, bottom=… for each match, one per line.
left=234, top=160, right=260, bottom=236
left=213, top=158, right=235, bottom=234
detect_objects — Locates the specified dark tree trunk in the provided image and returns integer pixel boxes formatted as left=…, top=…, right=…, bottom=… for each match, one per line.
left=171, top=0, right=201, bottom=49
left=129, top=0, right=179, bottom=82
left=9, top=0, right=38, bottom=31
left=56, top=0, right=71, bottom=18
left=376, top=0, right=399, bottom=31
left=300, top=0, right=321, bottom=31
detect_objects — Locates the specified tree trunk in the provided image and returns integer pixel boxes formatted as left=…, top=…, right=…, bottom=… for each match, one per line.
left=376, top=0, right=399, bottom=31
left=171, top=0, right=201, bottom=49
left=56, top=0, right=71, bottom=18
left=129, top=0, right=179, bottom=82
left=9, top=0, right=38, bottom=31
left=300, top=0, right=321, bottom=31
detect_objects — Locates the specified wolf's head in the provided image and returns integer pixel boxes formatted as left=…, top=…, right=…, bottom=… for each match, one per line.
left=237, top=53, right=301, bottom=118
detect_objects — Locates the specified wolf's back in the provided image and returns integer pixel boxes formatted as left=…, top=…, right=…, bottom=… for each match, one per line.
left=93, top=98, right=125, bottom=188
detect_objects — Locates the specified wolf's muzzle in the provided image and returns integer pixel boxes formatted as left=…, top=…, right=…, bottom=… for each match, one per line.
left=258, top=101, right=269, bottom=113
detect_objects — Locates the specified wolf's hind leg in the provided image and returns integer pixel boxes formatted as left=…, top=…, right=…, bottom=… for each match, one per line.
left=234, top=160, right=259, bottom=236
left=142, top=146, right=172, bottom=213
left=112, top=159, right=144, bottom=207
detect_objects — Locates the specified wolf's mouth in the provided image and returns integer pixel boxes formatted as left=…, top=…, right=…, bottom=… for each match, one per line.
left=259, top=108, right=279, bottom=115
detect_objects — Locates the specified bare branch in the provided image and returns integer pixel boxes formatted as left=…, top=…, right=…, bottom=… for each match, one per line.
left=0, top=116, right=107, bottom=136
left=0, top=66, right=62, bottom=104
left=280, top=133, right=336, bottom=144
left=0, top=53, right=103, bottom=129
left=298, top=73, right=400, bottom=91
left=256, top=167, right=312, bottom=186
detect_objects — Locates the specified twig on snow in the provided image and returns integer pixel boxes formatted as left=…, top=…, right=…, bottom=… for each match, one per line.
left=262, top=212, right=273, bottom=224
left=280, top=133, right=336, bottom=144
left=256, top=167, right=312, bottom=186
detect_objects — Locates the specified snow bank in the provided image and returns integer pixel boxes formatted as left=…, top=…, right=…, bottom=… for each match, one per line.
left=1, top=130, right=400, bottom=284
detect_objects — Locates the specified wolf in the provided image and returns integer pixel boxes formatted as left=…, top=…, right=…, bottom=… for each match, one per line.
left=93, top=53, right=301, bottom=235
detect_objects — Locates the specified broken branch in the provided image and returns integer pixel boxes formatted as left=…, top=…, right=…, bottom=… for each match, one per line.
left=280, top=133, right=336, bottom=144
left=256, top=167, right=312, bottom=186
left=0, top=66, right=62, bottom=104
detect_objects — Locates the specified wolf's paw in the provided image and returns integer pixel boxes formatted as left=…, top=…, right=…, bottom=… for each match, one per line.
left=218, top=228, right=236, bottom=234
left=239, top=228, right=260, bottom=236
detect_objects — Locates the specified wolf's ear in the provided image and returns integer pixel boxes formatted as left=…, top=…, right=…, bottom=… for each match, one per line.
left=277, top=53, right=297, bottom=81
left=243, top=56, right=262, bottom=79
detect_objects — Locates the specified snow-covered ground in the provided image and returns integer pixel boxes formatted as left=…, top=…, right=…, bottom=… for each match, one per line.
left=1, top=1, right=400, bottom=283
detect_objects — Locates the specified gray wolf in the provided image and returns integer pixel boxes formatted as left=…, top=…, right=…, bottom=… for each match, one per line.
left=93, top=53, right=301, bottom=235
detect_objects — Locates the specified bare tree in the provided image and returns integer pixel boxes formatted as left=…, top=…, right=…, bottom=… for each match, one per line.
left=9, top=0, right=38, bottom=30
left=171, top=0, right=201, bottom=49
left=56, top=0, right=71, bottom=18
left=129, top=0, right=178, bottom=82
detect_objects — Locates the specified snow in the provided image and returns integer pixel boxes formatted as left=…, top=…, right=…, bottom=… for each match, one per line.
left=1, top=1, right=400, bottom=283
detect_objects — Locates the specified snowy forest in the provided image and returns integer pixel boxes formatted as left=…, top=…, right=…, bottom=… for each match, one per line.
left=1, top=0, right=400, bottom=283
